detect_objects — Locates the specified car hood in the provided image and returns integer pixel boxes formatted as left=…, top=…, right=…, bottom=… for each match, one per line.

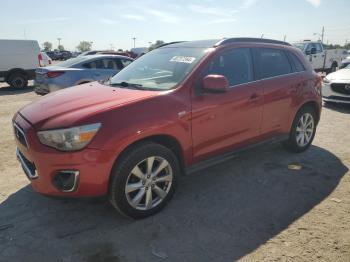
left=327, top=69, right=350, bottom=81
left=19, top=82, right=161, bottom=129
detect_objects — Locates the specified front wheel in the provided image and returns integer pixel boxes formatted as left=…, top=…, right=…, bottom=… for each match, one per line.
left=109, top=142, right=179, bottom=219
left=284, top=106, right=317, bottom=153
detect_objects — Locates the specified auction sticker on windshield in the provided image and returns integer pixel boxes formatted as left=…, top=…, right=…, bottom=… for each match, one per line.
left=170, top=56, right=196, bottom=63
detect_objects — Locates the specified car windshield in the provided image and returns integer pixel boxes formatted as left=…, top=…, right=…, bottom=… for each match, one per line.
left=55, top=57, right=88, bottom=67
left=109, top=47, right=210, bottom=90
left=293, top=43, right=307, bottom=51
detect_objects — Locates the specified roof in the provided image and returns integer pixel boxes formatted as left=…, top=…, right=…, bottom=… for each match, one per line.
left=160, top=38, right=291, bottom=48
left=83, top=54, right=133, bottom=60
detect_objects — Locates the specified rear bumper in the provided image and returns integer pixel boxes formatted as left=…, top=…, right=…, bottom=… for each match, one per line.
left=13, top=114, right=116, bottom=197
left=34, top=82, right=67, bottom=94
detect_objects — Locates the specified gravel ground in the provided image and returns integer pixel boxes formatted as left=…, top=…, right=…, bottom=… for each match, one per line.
left=0, top=82, right=349, bottom=262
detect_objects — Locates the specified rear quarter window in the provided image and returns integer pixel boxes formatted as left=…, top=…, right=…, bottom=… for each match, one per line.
left=255, top=48, right=292, bottom=79
left=287, top=52, right=305, bottom=72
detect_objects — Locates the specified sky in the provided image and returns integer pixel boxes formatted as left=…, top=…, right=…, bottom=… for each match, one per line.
left=1, top=0, right=349, bottom=51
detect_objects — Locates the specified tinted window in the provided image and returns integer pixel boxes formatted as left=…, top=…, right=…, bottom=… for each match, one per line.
left=255, top=48, right=292, bottom=79
left=306, top=43, right=323, bottom=54
left=204, top=48, right=253, bottom=86
left=287, top=52, right=305, bottom=72
left=83, top=59, right=119, bottom=69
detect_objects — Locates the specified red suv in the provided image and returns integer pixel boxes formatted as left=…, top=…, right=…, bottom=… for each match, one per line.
left=13, top=38, right=322, bottom=218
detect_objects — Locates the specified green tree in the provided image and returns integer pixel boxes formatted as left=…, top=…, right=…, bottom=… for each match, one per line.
left=43, top=41, right=52, bottom=51
left=149, top=40, right=165, bottom=51
left=57, top=45, right=65, bottom=51
left=76, top=41, right=92, bottom=52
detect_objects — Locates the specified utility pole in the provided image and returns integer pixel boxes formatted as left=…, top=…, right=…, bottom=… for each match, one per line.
left=283, top=35, right=287, bottom=42
left=132, top=37, right=136, bottom=48
left=261, top=34, right=264, bottom=39
left=321, top=26, right=324, bottom=43
left=57, top=38, right=62, bottom=47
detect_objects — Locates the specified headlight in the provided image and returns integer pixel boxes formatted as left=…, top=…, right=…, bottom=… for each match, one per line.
left=323, top=77, right=331, bottom=84
left=37, top=123, right=101, bottom=151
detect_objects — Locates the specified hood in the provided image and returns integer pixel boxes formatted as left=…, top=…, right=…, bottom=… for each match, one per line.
left=326, top=69, right=350, bottom=81
left=19, top=82, right=160, bottom=129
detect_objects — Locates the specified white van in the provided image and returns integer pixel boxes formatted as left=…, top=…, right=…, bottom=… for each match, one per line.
left=0, top=39, right=41, bottom=88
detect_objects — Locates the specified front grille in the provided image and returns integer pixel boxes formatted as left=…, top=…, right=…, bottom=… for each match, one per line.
left=13, top=123, right=28, bottom=147
left=331, top=83, right=350, bottom=95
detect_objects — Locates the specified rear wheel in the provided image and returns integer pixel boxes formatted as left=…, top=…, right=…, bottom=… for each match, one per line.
left=7, top=73, right=28, bottom=88
left=284, top=106, right=317, bottom=153
left=109, top=142, right=179, bottom=219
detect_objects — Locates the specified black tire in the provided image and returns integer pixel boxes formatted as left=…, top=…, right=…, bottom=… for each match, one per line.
left=109, top=142, right=179, bottom=219
left=284, top=106, right=317, bottom=153
left=8, top=72, right=28, bottom=88
left=330, top=63, right=337, bottom=73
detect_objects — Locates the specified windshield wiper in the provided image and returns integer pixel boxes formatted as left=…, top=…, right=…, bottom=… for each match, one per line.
left=108, top=81, right=145, bottom=90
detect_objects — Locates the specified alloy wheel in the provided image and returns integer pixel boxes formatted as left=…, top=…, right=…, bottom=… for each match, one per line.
left=125, top=156, right=173, bottom=210
left=296, top=113, right=314, bottom=147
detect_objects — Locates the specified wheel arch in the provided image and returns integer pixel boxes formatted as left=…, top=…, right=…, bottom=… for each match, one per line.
left=296, top=100, right=321, bottom=124
left=109, top=134, right=185, bottom=184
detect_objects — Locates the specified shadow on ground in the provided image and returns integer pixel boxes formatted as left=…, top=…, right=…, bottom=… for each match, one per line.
left=0, top=145, right=347, bottom=262
left=0, top=86, right=34, bottom=96
left=323, top=102, right=350, bottom=114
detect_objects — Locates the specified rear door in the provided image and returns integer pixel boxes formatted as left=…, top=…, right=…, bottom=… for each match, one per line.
left=191, top=47, right=263, bottom=161
left=253, top=47, right=298, bottom=136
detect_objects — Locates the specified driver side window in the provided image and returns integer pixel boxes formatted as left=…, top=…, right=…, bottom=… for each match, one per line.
left=204, top=48, right=254, bottom=87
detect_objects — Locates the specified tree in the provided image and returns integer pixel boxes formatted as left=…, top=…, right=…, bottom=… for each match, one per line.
left=76, top=41, right=92, bottom=52
left=57, top=45, right=65, bottom=51
left=149, top=40, right=165, bottom=51
left=43, top=41, right=52, bottom=51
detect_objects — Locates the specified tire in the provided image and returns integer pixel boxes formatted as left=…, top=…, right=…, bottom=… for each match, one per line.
left=8, top=73, right=28, bottom=88
left=284, top=106, right=317, bottom=153
left=330, top=63, right=337, bottom=73
left=109, top=142, right=179, bottom=219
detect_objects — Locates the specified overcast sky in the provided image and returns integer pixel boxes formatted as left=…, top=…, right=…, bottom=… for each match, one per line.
left=1, top=0, right=349, bottom=51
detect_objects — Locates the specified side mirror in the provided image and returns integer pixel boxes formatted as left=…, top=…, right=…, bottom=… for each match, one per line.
left=202, top=74, right=229, bottom=93
left=311, top=47, right=317, bottom=55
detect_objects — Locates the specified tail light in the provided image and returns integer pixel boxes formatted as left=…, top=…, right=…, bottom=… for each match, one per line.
left=47, top=71, right=65, bottom=78
left=38, top=53, right=43, bottom=67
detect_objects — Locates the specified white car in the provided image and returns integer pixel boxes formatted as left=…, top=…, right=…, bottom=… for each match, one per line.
left=341, top=56, right=350, bottom=69
left=0, top=39, right=41, bottom=88
left=323, top=65, right=350, bottom=104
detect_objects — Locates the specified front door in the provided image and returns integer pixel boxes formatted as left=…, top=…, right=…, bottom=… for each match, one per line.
left=191, top=47, right=263, bottom=162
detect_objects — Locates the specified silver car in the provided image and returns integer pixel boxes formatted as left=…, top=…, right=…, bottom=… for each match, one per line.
left=323, top=64, right=350, bottom=104
left=34, top=55, right=133, bottom=94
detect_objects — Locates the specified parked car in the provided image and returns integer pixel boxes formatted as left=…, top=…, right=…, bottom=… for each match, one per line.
left=322, top=65, right=350, bottom=104
left=60, top=51, right=72, bottom=60
left=13, top=38, right=322, bottom=218
left=46, top=51, right=61, bottom=60
left=293, top=40, right=347, bottom=73
left=39, top=52, right=52, bottom=67
left=0, top=39, right=41, bottom=88
left=34, top=55, right=133, bottom=94
left=78, top=50, right=101, bottom=57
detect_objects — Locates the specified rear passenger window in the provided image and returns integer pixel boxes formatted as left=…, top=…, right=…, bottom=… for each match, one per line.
left=287, top=52, right=305, bottom=72
left=255, top=48, right=292, bottom=79
left=204, top=48, right=253, bottom=86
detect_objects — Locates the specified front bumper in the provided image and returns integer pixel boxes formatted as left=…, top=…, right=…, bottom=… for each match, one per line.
left=322, top=82, right=350, bottom=104
left=13, top=113, right=115, bottom=197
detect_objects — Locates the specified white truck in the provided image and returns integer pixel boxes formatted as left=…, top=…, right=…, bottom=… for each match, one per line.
left=0, top=39, right=42, bottom=88
left=293, top=41, right=347, bottom=73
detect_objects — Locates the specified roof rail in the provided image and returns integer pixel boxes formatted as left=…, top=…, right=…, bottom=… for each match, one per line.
left=155, top=41, right=187, bottom=49
left=215, top=38, right=292, bottom=47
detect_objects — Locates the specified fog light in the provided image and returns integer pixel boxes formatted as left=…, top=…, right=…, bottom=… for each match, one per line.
left=52, top=171, right=79, bottom=192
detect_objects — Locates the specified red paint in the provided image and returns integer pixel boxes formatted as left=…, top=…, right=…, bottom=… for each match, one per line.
left=13, top=41, right=322, bottom=197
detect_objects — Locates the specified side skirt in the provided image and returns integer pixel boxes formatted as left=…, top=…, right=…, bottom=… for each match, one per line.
left=185, top=134, right=289, bottom=175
